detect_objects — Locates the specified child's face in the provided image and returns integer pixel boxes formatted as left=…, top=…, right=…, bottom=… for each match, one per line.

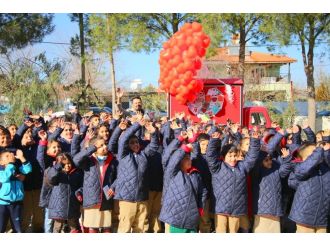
left=95, top=139, right=108, bottom=156
left=0, top=133, right=11, bottom=147
left=225, top=151, right=238, bottom=167
left=316, top=133, right=323, bottom=142
left=262, top=156, right=272, bottom=169
left=0, top=152, right=15, bottom=165
left=180, top=155, right=192, bottom=172
left=62, top=124, right=74, bottom=139
left=62, top=158, right=72, bottom=173
left=241, top=139, right=250, bottom=152
left=199, top=139, right=209, bottom=155
left=22, top=130, right=34, bottom=146
left=47, top=142, right=62, bottom=157
left=129, top=137, right=140, bottom=153
left=91, top=117, right=100, bottom=128
left=98, top=126, right=110, bottom=141
left=8, top=126, right=17, bottom=138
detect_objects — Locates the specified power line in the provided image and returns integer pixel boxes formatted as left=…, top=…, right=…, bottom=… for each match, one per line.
left=32, top=40, right=330, bottom=48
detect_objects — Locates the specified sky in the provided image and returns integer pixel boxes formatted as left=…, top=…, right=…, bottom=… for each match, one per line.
left=22, top=13, right=330, bottom=91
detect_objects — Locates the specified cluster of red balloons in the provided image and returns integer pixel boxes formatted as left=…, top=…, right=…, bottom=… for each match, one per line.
left=158, top=22, right=211, bottom=104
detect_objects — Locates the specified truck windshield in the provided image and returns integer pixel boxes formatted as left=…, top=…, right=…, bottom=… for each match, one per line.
left=251, top=112, right=266, bottom=126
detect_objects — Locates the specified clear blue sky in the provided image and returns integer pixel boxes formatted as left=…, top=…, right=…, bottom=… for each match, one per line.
left=33, top=14, right=330, bottom=90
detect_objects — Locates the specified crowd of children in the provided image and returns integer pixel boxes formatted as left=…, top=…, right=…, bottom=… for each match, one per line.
left=0, top=97, right=329, bottom=233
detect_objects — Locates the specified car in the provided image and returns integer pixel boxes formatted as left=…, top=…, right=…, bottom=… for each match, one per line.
left=89, top=106, right=112, bottom=114
left=316, top=110, right=330, bottom=117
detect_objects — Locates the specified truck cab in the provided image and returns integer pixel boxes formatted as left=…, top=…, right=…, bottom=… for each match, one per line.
left=243, top=106, right=272, bottom=129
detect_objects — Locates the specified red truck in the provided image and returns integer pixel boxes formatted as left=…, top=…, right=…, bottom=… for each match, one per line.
left=169, top=78, right=272, bottom=129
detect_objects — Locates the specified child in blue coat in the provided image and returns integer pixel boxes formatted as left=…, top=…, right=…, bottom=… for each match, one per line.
left=159, top=142, right=207, bottom=233
left=288, top=140, right=330, bottom=233
left=46, top=152, right=83, bottom=233
left=0, top=149, right=32, bottom=233
left=206, top=131, right=260, bottom=233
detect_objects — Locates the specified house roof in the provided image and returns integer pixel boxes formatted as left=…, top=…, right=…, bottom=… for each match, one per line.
left=207, top=47, right=297, bottom=64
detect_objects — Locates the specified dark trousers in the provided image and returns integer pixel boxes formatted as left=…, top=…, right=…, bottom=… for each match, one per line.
left=0, top=202, right=23, bottom=233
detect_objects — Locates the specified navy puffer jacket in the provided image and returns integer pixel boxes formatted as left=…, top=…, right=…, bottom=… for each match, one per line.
left=251, top=155, right=292, bottom=217
left=47, top=164, right=83, bottom=220
left=73, top=146, right=118, bottom=210
left=288, top=148, right=330, bottom=227
left=206, top=137, right=260, bottom=216
left=159, top=148, right=207, bottom=230
left=111, top=122, right=159, bottom=202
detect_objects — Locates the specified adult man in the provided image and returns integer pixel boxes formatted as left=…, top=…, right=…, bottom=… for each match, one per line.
left=116, top=88, right=145, bottom=117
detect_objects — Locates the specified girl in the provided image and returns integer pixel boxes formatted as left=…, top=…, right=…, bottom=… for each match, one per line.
left=46, top=153, right=83, bottom=233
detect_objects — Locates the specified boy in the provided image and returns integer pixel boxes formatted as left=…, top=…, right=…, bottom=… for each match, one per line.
left=0, top=149, right=32, bottom=232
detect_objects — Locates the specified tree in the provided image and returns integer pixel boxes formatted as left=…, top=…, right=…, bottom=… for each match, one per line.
left=266, top=14, right=330, bottom=130
left=316, top=83, right=330, bottom=101
left=0, top=14, right=54, bottom=54
left=0, top=53, right=66, bottom=124
left=138, top=84, right=167, bottom=112
left=221, top=14, right=267, bottom=80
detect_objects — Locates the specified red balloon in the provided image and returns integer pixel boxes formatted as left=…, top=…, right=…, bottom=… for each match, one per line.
left=183, top=59, right=194, bottom=71
left=185, top=36, right=193, bottom=46
left=181, top=23, right=192, bottom=32
left=192, top=22, right=203, bottom=32
left=203, top=36, right=211, bottom=48
left=187, top=93, right=197, bottom=103
left=187, top=46, right=197, bottom=58
left=192, top=37, right=202, bottom=47
left=197, top=47, right=206, bottom=57
left=176, top=63, right=186, bottom=74
left=194, top=59, right=202, bottom=70
left=162, top=41, right=170, bottom=49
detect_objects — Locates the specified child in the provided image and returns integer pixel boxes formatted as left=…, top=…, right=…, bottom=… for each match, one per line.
left=109, top=118, right=159, bottom=233
left=159, top=142, right=207, bottom=233
left=251, top=147, right=292, bottom=233
left=37, top=130, right=62, bottom=233
left=7, top=124, right=18, bottom=141
left=46, top=153, right=83, bottom=233
left=0, top=149, right=32, bottom=233
left=192, top=133, right=213, bottom=233
left=206, top=131, right=260, bottom=233
left=288, top=141, right=330, bottom=233
left=73, top=135, right=118, bottom=233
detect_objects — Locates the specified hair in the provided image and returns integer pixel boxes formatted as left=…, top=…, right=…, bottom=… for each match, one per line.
left=47, top=139, right=60, bottom=150
left=89, top=136, right=104, bottom=147
left=316, top=130, right=324, bottom=136
left=128, top=135, right=139, bottom=143
left=0, top=126, right=10, bottom=137
left=197, top=133, right=210, bottom=142
left=0, top=149, right=10, bottom=161
left=96, top=122, right=110, bottom=132
left=47, top=118, right=58, bottom=128
left=221, top=144, right=238, bottom=158
left=7, top=124, right=18, bottom=129
left=131, top=96, right=142, bottom=102
left=56, top=152, right=74, bottom=165
left=89, top=114, right=100, bottom=121
left=297, top=143, right=316, bottom=161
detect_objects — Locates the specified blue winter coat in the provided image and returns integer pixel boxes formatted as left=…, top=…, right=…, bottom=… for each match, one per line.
left=112, top=122, right=159, bottom=202
left=73, top=146, right=118, bottom=210
left=0, top=162, right=32, bottom=205
left=159, top=148, right=207, bottom=230
left=288, top=148, right=330, bottom=227
left=47, top=164, right=83, bottom=220
left=251, top=155, right=292, bottom=217
left=206, top=137, right=260, bottom=216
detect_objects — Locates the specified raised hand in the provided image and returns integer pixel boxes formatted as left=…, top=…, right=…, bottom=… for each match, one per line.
left=187, top=128, right=194, bottom=139
left=139, top=118, right=146, bottom=127
left=113, top=109, right=123, bottom=120
left=145, top=122, right=156, bottom=134
left=278, top=128, right=285, bottom=136
left=38, top=130, right=48, bottom=141
left=15, top=149, right=26, bottom=163
left=72, top=123, right=80, bottom=135
left=24, top=119, right=34, bottom=128
left=281, top=148, right=290, bottom=158
left=86, top=128, right=95, bottom=140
